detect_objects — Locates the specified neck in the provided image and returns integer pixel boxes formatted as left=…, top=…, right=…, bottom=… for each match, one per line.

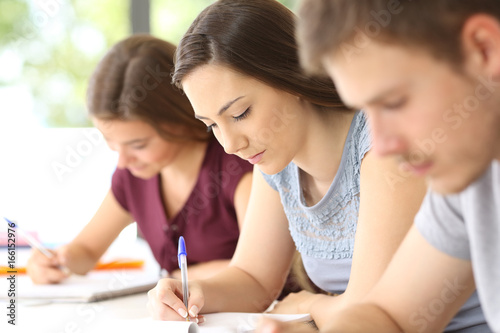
left=293, top=106, right=355, bottom=184
left=161, top=140, right=208, bottom=180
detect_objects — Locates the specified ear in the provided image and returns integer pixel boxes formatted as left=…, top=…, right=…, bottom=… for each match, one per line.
left=461, top=14, right=500, bottom=79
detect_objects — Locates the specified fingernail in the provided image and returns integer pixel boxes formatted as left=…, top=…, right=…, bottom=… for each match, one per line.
left=177, top=308, right=188, bottom=318
left=198, top=316, right=205, bottom=324
left=189, top=305, right=199, bottom=318
left=261, top=325, right=275, bottom=333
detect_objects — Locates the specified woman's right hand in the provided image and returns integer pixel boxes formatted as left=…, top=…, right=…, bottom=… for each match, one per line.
left=26, top=247, right=70, bottom=284
left=147, top=278, right=205, bottom=323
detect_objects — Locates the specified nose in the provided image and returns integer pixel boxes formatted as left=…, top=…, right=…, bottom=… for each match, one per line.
left=115, top=148, right=133, bottom=169
left=368, top=112, right=406, bottom=157
left=216, top=126, right=247, bottom=155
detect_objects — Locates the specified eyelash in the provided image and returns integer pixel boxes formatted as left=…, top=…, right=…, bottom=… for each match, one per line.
left=206, top=107, right=252, bottom=132
left=384, top=98, right=407, bottom=110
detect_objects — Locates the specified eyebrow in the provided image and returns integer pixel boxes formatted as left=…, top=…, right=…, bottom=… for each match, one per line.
left=195, top=96, right=244, bottom=120
left=353, top=85, right=408, bottom=109
left=104, top=137, right=150, bottom=145
left=123, top=138, right=149, bottom=145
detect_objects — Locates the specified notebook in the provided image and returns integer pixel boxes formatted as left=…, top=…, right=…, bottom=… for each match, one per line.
left=93, top=312, right=313, bottom=333
left=0, top=269, right=158, bottom=302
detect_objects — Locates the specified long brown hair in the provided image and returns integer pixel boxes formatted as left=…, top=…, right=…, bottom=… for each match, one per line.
left=172, top=0, right=347, bottom=113
left=87, top=34, right=211, bottom=142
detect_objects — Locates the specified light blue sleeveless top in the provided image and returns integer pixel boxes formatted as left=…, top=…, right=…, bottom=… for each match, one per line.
left=262, top=111, right=490, bottom=332
left=262, top=110, right=370, bottom=294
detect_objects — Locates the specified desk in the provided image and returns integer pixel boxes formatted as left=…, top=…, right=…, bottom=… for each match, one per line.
left=1, top=238, right=160, bottom=332
left=1, top=293, right=151, bottom=333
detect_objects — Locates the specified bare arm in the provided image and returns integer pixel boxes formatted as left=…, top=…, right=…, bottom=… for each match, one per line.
left=233, top=171, right=253, bottom=230
left=27, top=190, right=133, bottom=283
left=309, top=152, right=427, bottom=328
left=148, top=166, right=296, bottom=319
left=323, top=225, right=475, bottom=332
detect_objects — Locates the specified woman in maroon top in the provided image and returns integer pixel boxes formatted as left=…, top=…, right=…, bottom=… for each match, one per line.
left=26, top=35, right=253, bottom=283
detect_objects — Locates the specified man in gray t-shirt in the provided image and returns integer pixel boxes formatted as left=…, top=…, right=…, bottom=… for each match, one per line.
left=415, top=161, right=500, bottom=331
left=254, top=1, right=500, bottom=333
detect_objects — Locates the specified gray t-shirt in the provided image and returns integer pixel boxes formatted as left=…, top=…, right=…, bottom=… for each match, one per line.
left=263, top=111, right=490, bottom=332
left=416, top=161, right=499, bottom=332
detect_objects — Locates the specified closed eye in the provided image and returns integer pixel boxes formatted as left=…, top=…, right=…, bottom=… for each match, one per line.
left=132, top=143, right=147, bottom=150
left=234, top=107, right=251, bottom=121
left=383, top=97, right=407, bottom=110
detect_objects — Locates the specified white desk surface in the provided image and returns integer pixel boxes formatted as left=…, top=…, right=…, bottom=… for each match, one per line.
left=1, top=293, right=151, bottom=333
left=1, top=238, right=160, bottom=332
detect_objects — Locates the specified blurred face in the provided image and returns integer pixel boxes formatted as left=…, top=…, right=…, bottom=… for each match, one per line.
left=323, top=42, right=500, bottom=194
left=93, top=118, right=183, bottom=179
left=181, top=64, right=306, bottom=175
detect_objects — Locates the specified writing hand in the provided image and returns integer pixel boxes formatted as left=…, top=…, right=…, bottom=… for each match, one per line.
left=26, top=247, right=70, bottom=284
left=147, top=277, right=205, bottom=323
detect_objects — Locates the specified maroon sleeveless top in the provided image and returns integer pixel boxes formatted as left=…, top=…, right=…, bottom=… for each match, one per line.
left=111, top=138, right=253, bottom=272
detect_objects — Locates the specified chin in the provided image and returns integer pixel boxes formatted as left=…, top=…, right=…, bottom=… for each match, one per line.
left=258, top=162, right=287, bottom=176
left=429, top=167, right=488, bottom=195
left=130, top=169, right=156, bottom=180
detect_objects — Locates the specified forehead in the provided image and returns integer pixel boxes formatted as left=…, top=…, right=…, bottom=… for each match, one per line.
left=322, top=42, right=442, bottom=107
left=93, top=118, right=153, bottom=136
left=181, top=64, right=258, bottom=114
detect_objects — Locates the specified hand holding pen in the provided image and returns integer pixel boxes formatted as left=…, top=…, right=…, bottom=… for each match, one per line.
left=146, top=236, right=205, bottom=323
left=26, top=246, right=71, bottom=284
left=3, top=217, right=72, bottom=284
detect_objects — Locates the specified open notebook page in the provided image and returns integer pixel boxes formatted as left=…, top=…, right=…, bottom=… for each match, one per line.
left=93, top=312, right=312, bottom=333
left=0, top=269, right=158, bottom=302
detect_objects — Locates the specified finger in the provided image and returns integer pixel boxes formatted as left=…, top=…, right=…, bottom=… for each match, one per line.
left=31, top=266, right=67, bottom=284
left=54, top=249, right=72, bottom=276
left=255, top=318, right=282, bottom=333
left=147, top=287, right=185, bottom=321
left=56, top=246, right=70, bottom=266
left=187, top=283, right=205, bottom=318
left=30, top=248, right=57, bottom=266
left=157, top=279, right=190, bottom=317
left=256, top=318, right=317, bottom=333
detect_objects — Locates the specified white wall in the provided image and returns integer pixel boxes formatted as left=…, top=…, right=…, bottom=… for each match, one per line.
left=0, top=127, right=136, bottom=247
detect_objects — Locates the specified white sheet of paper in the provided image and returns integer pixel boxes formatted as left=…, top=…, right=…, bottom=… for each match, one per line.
left=93, top=312, right=312, bottom=333
left=0, top=269, right=158, bottom=302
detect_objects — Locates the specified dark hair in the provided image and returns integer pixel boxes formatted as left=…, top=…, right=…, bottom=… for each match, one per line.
left=172, top=0, right=347, bottom=113
left=87, top=34, right=211, bottom=142
left=297, top=0, right=500, bottom=74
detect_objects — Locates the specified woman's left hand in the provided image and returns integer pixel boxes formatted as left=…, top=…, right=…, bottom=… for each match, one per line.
left=269, top=290, right=318, bottom=315
left=255, top=317, right=317, bottom=333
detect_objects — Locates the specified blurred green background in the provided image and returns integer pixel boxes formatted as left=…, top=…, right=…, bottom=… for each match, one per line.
left=0, top=0, right=298, bottom=128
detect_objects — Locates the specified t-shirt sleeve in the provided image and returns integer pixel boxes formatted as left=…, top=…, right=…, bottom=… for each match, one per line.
left=260, top=169, right=280, bottom=191
left=415, top=190, right=471, bottom=260
left=111, top=168, right=130, bottom=212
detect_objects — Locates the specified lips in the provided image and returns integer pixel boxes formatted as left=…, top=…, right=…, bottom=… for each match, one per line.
left=401, top=161, right=434, bottom=176
left=246, top=151, right=265, bottom=165
left=129, top=165, right=146, bottom=173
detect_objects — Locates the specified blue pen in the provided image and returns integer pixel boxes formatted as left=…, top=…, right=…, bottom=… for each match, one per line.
left=177, top=236, right=189, bottom=321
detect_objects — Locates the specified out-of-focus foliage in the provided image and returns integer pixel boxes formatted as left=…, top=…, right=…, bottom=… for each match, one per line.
left=0, top=0, right=129, bottom=127
left=152, top=0, right=298, bottom=44
left=0, top=0, right=298, bottom=128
